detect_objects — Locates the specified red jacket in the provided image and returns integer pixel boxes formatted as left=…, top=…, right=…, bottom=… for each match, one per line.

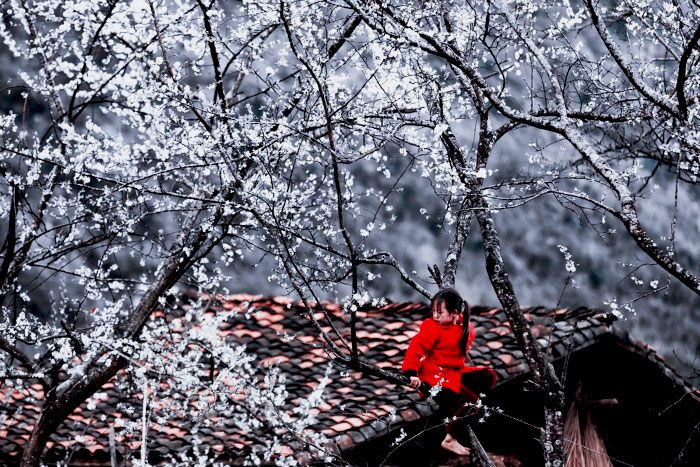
left=402, top=318, right=490, bottom=393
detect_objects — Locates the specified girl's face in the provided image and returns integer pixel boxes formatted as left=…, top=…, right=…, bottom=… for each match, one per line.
left=433, top=301, right=458, bottom=325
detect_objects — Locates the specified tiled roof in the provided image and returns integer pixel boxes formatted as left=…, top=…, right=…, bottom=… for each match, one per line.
left=0, top=294, right=694, bottom=464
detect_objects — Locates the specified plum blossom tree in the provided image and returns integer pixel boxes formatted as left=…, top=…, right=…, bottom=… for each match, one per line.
left=3, top=0, right=700, bottom=466
left=266, top=0, right=700, bottom=464
left=0, top=0, right=342, bottom=464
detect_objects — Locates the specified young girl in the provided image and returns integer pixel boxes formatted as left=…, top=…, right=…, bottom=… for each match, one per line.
left=402, top=288, right=497, bottom=456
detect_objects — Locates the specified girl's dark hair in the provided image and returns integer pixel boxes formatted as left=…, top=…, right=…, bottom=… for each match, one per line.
left=431, top=288, right=471, bottom=355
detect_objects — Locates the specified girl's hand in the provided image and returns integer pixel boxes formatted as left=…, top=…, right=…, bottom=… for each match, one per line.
left=409, top=376, right=421, bottom=388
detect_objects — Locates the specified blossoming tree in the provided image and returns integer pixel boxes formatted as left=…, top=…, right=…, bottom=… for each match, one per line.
left=2, top=0, right=700, bottom=466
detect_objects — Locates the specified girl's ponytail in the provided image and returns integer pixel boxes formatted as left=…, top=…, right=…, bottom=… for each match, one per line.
left=458, top=298, right=471, bottom=356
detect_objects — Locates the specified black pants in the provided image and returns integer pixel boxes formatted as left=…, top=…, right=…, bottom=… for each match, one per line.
left=433, top=369, right=496, bottom=435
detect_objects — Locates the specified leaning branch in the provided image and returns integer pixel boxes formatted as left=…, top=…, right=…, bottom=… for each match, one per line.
left=584, top=0, right=681, bottom=118
left=565, top=128, right=700, bottom=296
left=0, top=337, right=40, bottom=377
left=676, top=23, right=700, bottom=118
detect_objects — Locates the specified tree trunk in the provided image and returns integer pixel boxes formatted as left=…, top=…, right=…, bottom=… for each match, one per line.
left=20, top=406, right=62, bottom=467
left=544, top=407, right=566, bottom=467
left=475, top=198, right=566, bottom=466
left=467, top=425, right=496, bottom=467
left=19, top=354, right=127, bottom=466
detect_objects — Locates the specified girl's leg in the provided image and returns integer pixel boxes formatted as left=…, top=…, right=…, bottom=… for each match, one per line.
left=434, top=389, right=471, bottom=456
left=448, top=370, right=497, bottom=439
left=450, top=385, right=480, bottom=436
left=434, top=388, right=460, bottom=430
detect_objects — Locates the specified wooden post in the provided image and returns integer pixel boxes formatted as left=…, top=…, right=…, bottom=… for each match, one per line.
left=141, top=378, right=148, bottom=466
left=109, top=425, right=118, bottom=467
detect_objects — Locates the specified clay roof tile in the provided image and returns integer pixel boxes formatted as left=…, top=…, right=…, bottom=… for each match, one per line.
left=2, top=294, right=688, bottom=464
